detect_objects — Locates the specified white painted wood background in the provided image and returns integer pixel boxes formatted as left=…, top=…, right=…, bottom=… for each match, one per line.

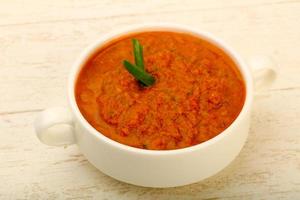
left=0, top=0, right=299, bottom=199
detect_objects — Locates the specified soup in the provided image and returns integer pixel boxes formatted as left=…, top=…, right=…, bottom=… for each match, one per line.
left=75, top=31, right=246, bottom=150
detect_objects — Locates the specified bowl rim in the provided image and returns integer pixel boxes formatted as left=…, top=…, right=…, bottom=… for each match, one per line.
left=68, top=22, right=253, bottom=155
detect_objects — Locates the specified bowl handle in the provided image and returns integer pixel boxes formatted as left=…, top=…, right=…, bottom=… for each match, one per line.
left=247, top=55, right=277, bottom=91
left=34, top=107, right=75, bottom=146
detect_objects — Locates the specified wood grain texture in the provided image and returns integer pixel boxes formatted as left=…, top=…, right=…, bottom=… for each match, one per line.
left=0, top=0, right=299, bottom=199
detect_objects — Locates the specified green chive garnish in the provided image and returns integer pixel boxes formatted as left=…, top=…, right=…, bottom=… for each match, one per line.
left=132, top=39, right=144, bottom=70
left=123, top=39, right=155, bottom=87
left=123, top=60, right=155, bottom=86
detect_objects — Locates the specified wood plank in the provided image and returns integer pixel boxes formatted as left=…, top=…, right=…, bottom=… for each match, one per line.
left=0, top=0, right=293, bottom=26
left=0, top=88, right=299, bottom=199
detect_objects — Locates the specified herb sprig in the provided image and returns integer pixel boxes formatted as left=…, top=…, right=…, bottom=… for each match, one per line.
left=123, top=39, right=155, bottom=87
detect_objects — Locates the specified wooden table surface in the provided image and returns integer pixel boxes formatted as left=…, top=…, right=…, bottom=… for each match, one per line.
left=0, top=0, right=299, bottom=199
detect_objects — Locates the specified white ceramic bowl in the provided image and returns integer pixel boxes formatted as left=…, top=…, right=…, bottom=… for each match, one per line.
left=34, top=23, right=276, bottom=188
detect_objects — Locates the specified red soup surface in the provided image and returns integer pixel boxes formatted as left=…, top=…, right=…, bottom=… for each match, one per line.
left=75, top=31, right=246, bottom=150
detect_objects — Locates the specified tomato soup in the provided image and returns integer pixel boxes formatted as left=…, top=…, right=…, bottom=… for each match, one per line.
left=75, top=31, right=246, bottom=150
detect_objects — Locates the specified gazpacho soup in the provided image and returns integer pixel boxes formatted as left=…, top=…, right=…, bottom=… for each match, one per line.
left=75, top=31, right=246, bottom=150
